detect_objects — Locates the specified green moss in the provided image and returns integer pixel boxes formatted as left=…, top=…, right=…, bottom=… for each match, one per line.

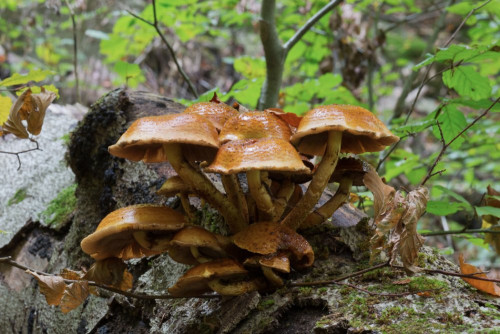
left=298, top=286, right=313, bottom=295
left=40, top=184, right=77, bottom=227
left=196, top=204, right=224, bottom=234
left=60, top=133, right=71, bottom=145
left=361, top=267, right=400, bottom=282
left=318, top=287, right=328, bottom=294
left=7, top=188, right=28, bottom=206
left=408, top=276, right=448, bottom=297
left=257, top=298, right=275, bottom=310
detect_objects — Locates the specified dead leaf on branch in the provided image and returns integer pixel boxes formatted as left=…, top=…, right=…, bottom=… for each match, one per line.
left=364, top=168, right=429, bottom=273
left=60, top=281, right=90, bottom=313
left=28, top=270, right=66, bottom=306
left=1, top=87, right=56, bottom=138
left=459, top=254, right=500, bottom=297
left=481, top=185, right=500, bottom=254
left=83, top=257, right=133, bottom=292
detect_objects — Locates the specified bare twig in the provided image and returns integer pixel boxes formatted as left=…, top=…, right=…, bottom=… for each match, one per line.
left=392, top=265, right=500, bottom=284
left=126, top=0, right=198, bottom=98
left=0, top=256, right=219, bottom=300
left=420, top=96, right=500, bottom=185
left=331, top=281, right=444, bottom=297
left=63, top=0, right=80, bottom=103
left=0, top=139, right=41, bottom=170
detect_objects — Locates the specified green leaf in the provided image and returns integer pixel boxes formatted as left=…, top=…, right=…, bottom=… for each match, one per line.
left=433, top=185, right=471, bottom=205
left=233, top=56, right=266, bottom=79
left=413, top=53, right=435, bottom=70
left=476, top=206, right=500, bottom=218
left=445, top=98, right=500, bottom=112
left=113, top=61, right=145, bottom=88
left=426, top=201, right=465, bottom=216
left=0, top=69, right=54, bottom=87
left=442, top=66, right=491, bottom=100
left=432, top=105, right=467, bottom=149
left=392, top=119, right=436, bottom=136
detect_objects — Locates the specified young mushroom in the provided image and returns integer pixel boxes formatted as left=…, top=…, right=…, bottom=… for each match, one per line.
left=282, top=104, right=399, bottom=230
left=168, top=226, right=230, bottom=265
left=168, top=259, right=266, bottom=296
left=80, top=205, right=186, bottom=260
left=108, top=113, right=246, bottom=233
left=204, top=138, right=310, bottom=221
left=243, top=252, right=290, bottom=287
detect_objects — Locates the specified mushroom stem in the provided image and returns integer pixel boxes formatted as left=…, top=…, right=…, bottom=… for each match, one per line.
left=179, top=193, right=196, bottom=222
left=247, top=170, right=276, bottom=221
left=163, top=143, right=246, bottom=233
left=190, top=246, right=211, bottom=263
left=207, top=278, right=264, bottom=295
left=132, top=231, right=171, bottom=252
left=300, top=177, right=353, bottom=229
left=261, top=266, right=284, bottom=287
left=281, top=131, right=342, bottom=230
left=221, top=174, right=249, bottom=225
left=273, top=179, right=295, bottom=222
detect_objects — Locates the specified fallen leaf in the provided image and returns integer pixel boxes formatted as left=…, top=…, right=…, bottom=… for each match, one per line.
left=28, top=270, right=66, bottom=306
left=2, top=89, right=30, bottom=138
left=83, top=257, right=133, bottom=291
left=392, top=278, right=411, bottom=285
left=60, top=281, right=90, bottom=313
left=265, top=108, right=302, bottom=128
left=209, top=92, right=221, bottom=103
left=60, top=268, right=85, bottom=280
left=458, top=254, right=500, bottom=297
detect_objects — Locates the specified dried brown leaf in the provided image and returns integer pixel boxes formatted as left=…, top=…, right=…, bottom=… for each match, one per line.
left=83, top=257, right=133, bottom=291
left=459, top=254, right=500, bottom=297
left=265, top=108, right=302, bottom=128
left=60, top=281, right=90, bottom=313
left=2, top=89, right=30, bottom=138
left=27, top=88, right=56, bottom=135
left=27, top=270, right=65, bottom=306
left=209, top=92, right=221, bottom=103
left=363, top=168, right=396, bottom=219
left=60, top=268, right=85, bottom=280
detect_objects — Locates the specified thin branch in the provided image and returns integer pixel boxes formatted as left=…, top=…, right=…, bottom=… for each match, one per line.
left=63, top=0, right=80, bottom=103
left=0, top=139, right=41, bottom=170
left=331, top=281, right=444, bottom=297
left=422, top=228, right=500, bottom=237
left=126, top=0, right=199, bottom=98
left=283, top=0, right=343, bottom=54
left=0, top=256, right=219, bottom=300
left=392, top=265, right=500, bottom=284
left=420, top=96, right=500, bottom=185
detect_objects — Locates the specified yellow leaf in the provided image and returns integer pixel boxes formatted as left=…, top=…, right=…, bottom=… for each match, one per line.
left=0, top=95, right=12, bottom=124
left=60, top=281, right=90, bottom=313
left=27, top=270, right=66, bottom=306
left=459, top=254, right=500, bottom=297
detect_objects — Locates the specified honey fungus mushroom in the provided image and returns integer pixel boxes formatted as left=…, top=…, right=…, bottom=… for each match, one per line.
left=183, top=101, right=238, bottom=131
left=168, top=259, right=266, bottom=296
left=205, top=138, right=310, bottom=221
left=108, top=113, right=246, bottom=233
left=281, top=104, right=399, bottom=230
left=80, top=205, right=186, bottom=260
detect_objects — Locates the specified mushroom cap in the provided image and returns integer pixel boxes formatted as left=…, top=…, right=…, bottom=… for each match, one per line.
left=168, top=258, right=248, bottom=297
left=183, top=102, right=238, bottom=131
left=108, top=113, right=219, bottom=163
left=168, top=226, right=228, bottom=265
left=157, top=175, right=193, bottom=197
left=232, top=221, right=314, bottom=268
left=244, top=253, right=291, bottom=273
left=219, top=111, right=292, bottom=144
left=291, top=104, right=399, bottom=155
left=329, top=157, right=370, bottom=186
left=81, top=204, right=186, bottom=260
left=204, top=138, right=310, bottom=175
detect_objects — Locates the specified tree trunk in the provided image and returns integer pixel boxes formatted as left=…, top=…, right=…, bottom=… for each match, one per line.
left=1, top=89, right=498, bottom=333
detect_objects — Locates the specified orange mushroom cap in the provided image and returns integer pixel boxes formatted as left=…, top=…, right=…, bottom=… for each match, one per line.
left=204, top=138, right=310, bottom=175
left=81, top=204, right=186, bottom=260
left=183, top=102, right=238, bottom=131
left=232, top=221, right=314, bottom=269
left=108, top=113, right=219, bottom=163
left=219, top=111, right=292, bottom=144
left=291, top=104, right=399, bottom=155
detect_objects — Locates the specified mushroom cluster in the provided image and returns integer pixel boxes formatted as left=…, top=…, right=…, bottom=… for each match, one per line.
left=81, top=99, right=399, bottom=296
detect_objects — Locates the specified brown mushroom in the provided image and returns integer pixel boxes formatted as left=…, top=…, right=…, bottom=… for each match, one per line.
left=205, top=138, right=310, bottom=221
left=168, top=226, right=229, bottom=265
left=80, top=205, right=186, bottom=260
left=168, top=259, right=265, bottom=296
left=244, top=253, right=290, bottom=287
left=301, top=157, right=370, bottom=229
left=232, top=221, right=314, bottom=269
left=108, top=113, right=246, bottom=233
left=282, top=104, right=399, bottom=230
left=183, top=101, right=238, bottom=131
left=218, top=111, right=292, bottom=144
left=157, top=175, right=197, bottom=220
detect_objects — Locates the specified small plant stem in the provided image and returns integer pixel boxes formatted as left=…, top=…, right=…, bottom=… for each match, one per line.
left=126, top=0, right=198, bottom=98
left=420, top=96, right=500, bottom=186
left=63, top=0, right=80, bottom=103
left=422, top=228, right=500, bottom=237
